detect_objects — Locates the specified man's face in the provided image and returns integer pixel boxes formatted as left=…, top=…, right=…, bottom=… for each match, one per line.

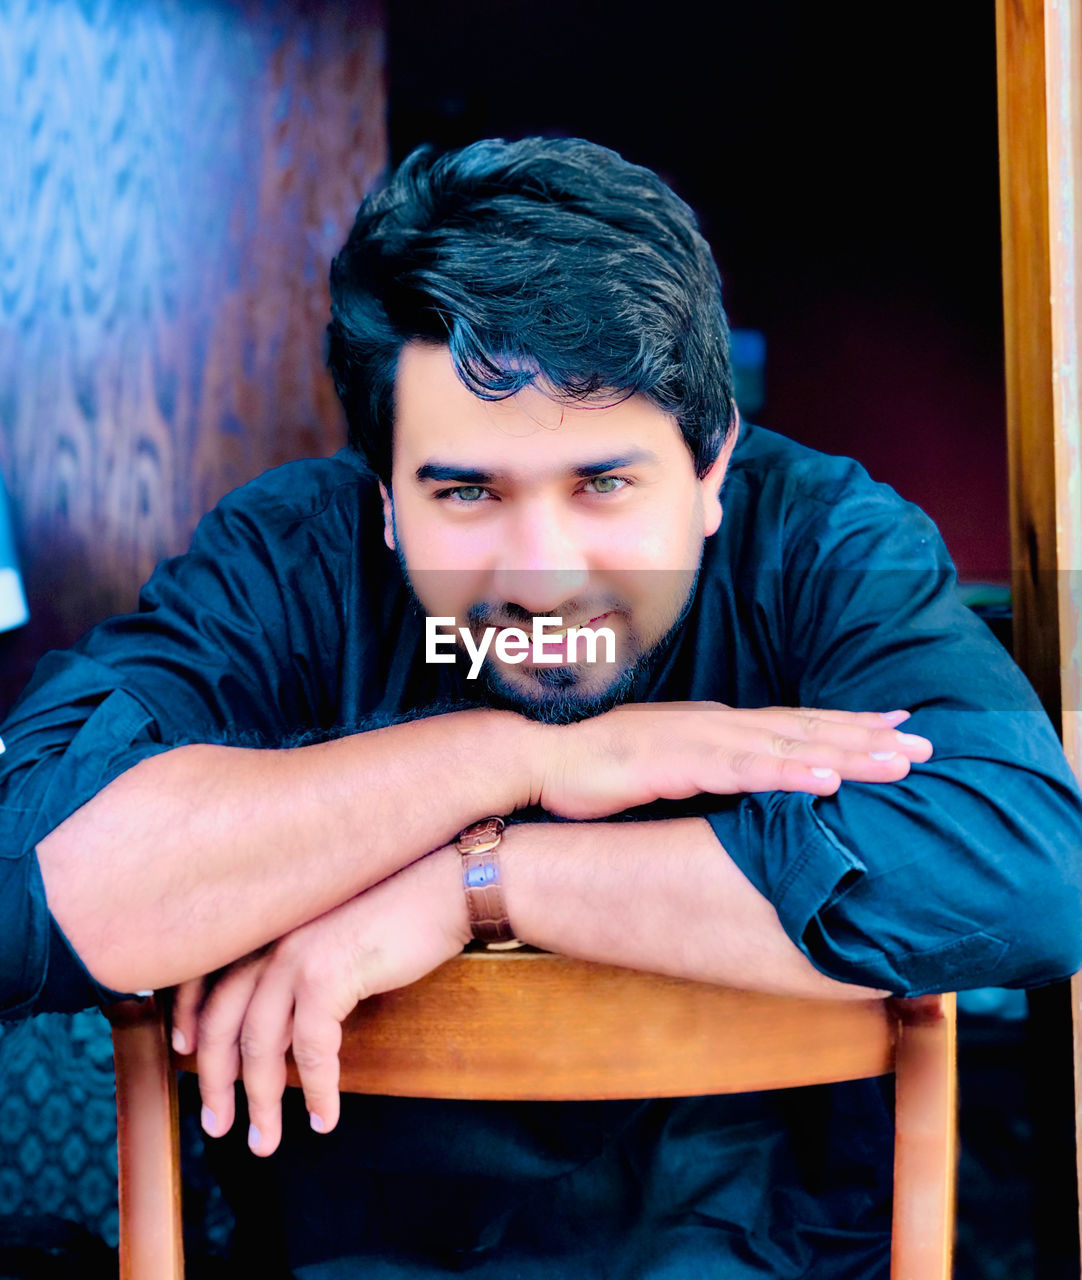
left=382, top=343, right=735, bottom=721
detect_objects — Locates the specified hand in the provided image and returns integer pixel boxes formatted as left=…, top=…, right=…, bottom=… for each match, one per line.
left=170, top=845, right=469, bottom=1156
left=533, top=703, right=932, bottom=820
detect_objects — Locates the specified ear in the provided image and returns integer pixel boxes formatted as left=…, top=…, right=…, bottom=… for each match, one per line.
left=379, top=482, right=395, bottom=552
left=700, top=410, right=741, bottom=538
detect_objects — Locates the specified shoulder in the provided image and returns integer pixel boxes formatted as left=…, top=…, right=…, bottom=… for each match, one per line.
left=727, top=420, right=901, bottom=511
left=135, top=447, right=389, bottom=628
left=214, top=447, right=380, bottom=525
left=195, top=448, right=384, bottom=555
left=719, top=421, right=949, bottom=573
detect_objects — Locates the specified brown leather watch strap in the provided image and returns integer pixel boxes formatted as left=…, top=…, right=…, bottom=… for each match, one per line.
left=456, top=817, right=524, bottom=949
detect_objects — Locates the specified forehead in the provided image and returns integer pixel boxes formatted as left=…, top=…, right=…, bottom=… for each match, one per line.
left=392, top=342, right=691, bottom=475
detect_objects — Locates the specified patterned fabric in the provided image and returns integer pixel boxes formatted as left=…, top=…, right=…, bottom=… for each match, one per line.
left=0, top=1014, right=117, bottom=1245
left=0, top=1013, right=233, bottom=1267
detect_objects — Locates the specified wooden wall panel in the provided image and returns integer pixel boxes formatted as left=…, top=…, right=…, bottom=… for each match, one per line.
left=0, top=0, right=387, bottom=714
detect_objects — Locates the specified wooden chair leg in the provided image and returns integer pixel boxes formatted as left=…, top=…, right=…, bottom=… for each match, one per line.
left=108, top=996, right=185, bottom=1280
left=889, top=993, right=957, bottom=1280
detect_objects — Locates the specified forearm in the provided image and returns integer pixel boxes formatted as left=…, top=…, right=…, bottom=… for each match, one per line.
left=498, top=817, right=887, bottom=999
left=30, top=697, right=922, bottom=1000
left=36, top=709, right=535, bottom=992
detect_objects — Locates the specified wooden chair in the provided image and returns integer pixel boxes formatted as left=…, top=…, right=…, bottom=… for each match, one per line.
left=108, top=951, right=956, bottom=1280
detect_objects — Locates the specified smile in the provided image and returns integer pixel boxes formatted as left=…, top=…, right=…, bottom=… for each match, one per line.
left=543, top=611, right=613, bottom=639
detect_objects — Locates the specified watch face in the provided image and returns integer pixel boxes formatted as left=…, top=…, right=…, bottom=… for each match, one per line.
left=457, top=816, right=505, bottom=855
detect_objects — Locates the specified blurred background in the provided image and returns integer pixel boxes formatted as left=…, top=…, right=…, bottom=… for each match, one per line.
left=0, top=1, right=1066, bottom=1277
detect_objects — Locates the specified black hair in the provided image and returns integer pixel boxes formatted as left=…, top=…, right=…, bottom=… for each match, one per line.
left=327, top=137, right=735, bottom=484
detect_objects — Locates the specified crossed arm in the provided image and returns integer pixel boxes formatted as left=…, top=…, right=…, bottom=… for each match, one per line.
left=37, top=699, right=931, bottom=1156
left=176, top=814, right=896, bottom=1156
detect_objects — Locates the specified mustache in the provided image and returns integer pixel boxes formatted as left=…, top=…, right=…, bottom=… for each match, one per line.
left=464, top=600, right=622, bottom=629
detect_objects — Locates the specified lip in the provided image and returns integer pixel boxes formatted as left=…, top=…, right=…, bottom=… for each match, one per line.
left=490, top=611, right=615, bottom=635
left=545, top=611, right=614, bottom=638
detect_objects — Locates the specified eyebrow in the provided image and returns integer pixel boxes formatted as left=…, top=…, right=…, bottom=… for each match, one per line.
left=414, top=451, right=660, bottom=485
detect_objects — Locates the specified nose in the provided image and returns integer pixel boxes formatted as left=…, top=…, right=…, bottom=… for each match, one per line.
left=492, top=500, right=588, bottom=614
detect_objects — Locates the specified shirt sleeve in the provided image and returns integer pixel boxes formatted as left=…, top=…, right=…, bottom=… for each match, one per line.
left=0, top=483, right=341, bottom=1019
left=704, top=468, right=1082, bottom=996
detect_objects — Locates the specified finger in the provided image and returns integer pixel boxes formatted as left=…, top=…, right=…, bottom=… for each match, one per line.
left=761, top=733, right=926, bottom=778
left=695, top=704, right=911, bottom=733
left=708, top=745, right=918, bottom=796
left=238, top=963, right=297, bottom=1157
left=711, top=748, right=845, bottom=796
left=196, top=956, right=267, bottom=1140
left=782, top=707, right=911, bottom=729
left=756, top=707, right=924, bottom=747
left=726, top=709, right=932, bottom=763
left=291, top=986, right=344, bottom=1137
left=891, top=732, right=933, bottom=765
left=170, top=975, right=206, bottom=1057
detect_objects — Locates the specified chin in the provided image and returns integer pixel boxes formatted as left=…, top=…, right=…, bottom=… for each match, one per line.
left=478, top=660, right=641, bottom=724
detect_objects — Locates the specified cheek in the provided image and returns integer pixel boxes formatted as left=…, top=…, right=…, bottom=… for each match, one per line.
left=634, top=566, right=697, bottom=631
left=406, top=567, right=486, bottom=624
left=394, top=514, right=495, bottom=621
left=594, top=505, right=701, bottom=573
left=396, top=503, right=499, bottom=571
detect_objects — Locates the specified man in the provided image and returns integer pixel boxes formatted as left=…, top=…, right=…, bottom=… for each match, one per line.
left=3, top=137, right=1081, bottom=1278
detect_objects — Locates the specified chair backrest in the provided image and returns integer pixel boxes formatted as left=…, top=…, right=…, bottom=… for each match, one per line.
left=109, top=952, right=957, bottom=1280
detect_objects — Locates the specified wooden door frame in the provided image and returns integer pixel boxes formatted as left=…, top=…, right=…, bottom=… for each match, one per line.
left=995, top=0, right=1082, bottom=1258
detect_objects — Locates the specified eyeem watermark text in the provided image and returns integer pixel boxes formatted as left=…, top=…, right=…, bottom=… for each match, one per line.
left=426, top=616, right=616, bottom=679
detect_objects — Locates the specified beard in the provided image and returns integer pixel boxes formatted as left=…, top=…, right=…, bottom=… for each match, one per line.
left=460, top=584, right=699, bottom=724
left=392, top=540, right=701, bottom=725
left=471, top=634, right=652, bottom=725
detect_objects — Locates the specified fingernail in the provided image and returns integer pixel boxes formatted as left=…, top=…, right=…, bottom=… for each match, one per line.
left=309, top=1112, right=325, bottom=1133
left=248, top=1124, right=261, bottom=1151
left=895, top=732, right=928, bottom=747
left=869, top=751, right=897, bottom=761
left=811, top=767, right=835, bottom=779
left=879, top=710, right=910, bottom=726
left=172, top=1028, right=188, bottom=1055
left=201, top=1106, right=217, bottom=1135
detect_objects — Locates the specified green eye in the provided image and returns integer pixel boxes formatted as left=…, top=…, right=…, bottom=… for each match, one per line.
left=588, top=476, right=624, bottom=494
left=452, top=486, right=486, bottom=502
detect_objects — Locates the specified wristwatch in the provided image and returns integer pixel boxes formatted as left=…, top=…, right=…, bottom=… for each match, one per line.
left=456, top=816, right=525, bottom=950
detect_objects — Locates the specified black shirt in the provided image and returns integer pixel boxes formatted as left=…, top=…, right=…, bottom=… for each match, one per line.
left=3, top=422, right=1081, bottom=1276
